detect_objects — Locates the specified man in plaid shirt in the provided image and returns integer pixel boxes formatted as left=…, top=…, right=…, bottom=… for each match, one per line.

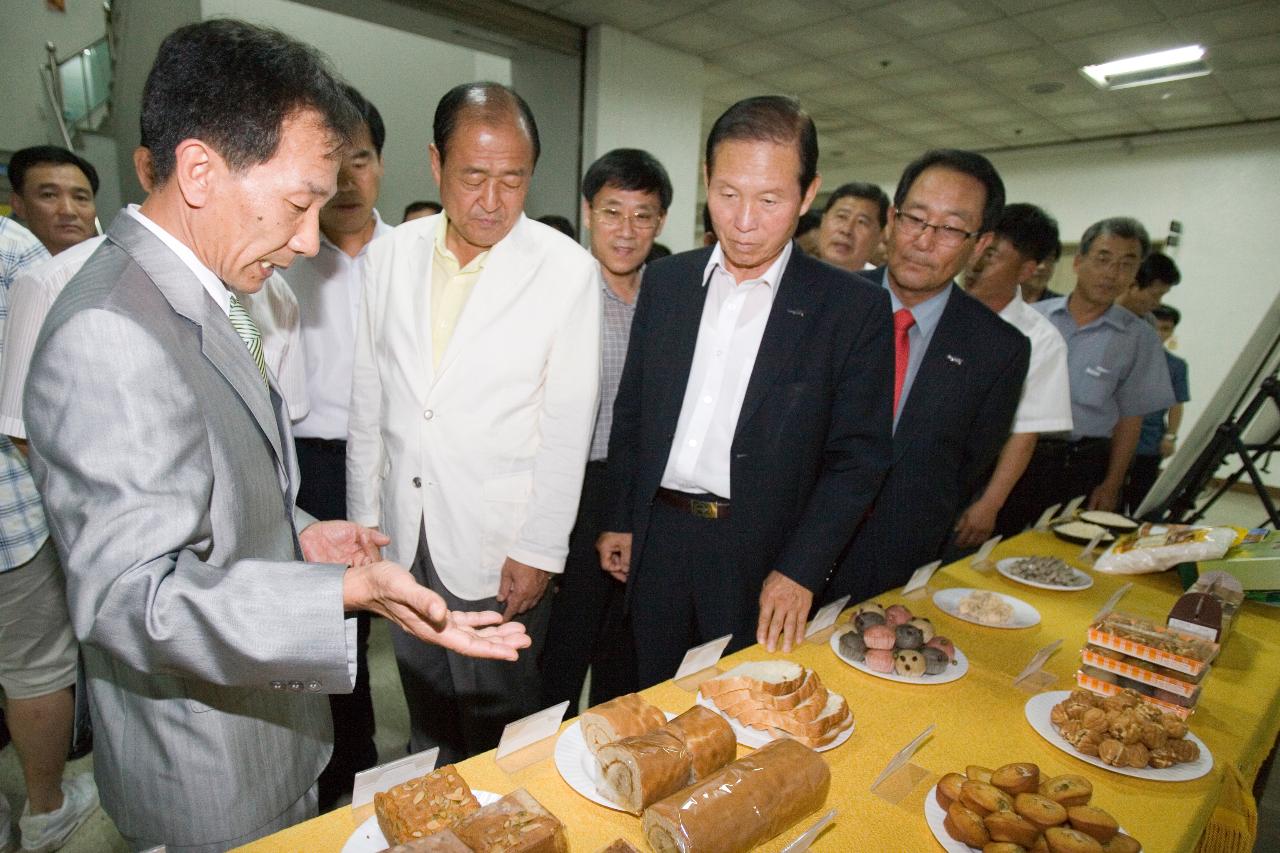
left=0, top=216, right=99, bottom=851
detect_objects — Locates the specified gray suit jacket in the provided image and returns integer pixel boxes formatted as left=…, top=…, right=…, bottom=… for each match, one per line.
left=25, top=214, right=353, bottom=847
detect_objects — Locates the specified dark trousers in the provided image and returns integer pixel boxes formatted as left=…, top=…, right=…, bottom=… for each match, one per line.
left=390, top=523, right=553, bottom=764
left=1124, top=454, right=1163, bottom=517
left=294, top=437, right=377, bottom=809
left=539, top=461, right=637, bottom=711
left=628, top=500, right=758, bottom=690
left=998, top=437, right=1112, bottom=535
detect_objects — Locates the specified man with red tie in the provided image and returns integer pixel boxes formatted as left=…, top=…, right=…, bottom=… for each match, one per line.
left=822, top=149, right=1030, bottom=606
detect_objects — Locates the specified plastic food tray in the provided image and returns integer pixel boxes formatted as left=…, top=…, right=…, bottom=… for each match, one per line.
left=1088, top=613, right=1218, bottom=677
left=1074, top=671, right=1193, bottom=720
left=1081, top=648, right=1203, bottom=700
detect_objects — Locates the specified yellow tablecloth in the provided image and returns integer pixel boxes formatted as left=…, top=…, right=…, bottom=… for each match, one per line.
left=238, top=530, right=1280, bottom=852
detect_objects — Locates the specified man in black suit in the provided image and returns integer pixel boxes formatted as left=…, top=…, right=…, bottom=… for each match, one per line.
left=599, top=96, right=894, bottom=687
left=824, top=150, right=1030, bottom=606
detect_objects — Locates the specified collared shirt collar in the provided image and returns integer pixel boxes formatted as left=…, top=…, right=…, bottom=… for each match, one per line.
left=433, top=210, right=490, bottom=274
left=124, top=204, right=231, bottom=316
left=1045, top=294, right=1131, bottom=332
left=702, top=240, right=793, bottom=291
left=880, top=266, right=952, bottom=336
left=600, top=263, right=643, bottom=307
left=318, top=207, right=391, bottom=255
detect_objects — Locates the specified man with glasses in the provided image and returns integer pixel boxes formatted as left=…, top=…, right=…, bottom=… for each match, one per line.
left=540, top=149, right=670, bottom=711
left=1020, top=218, right=1174, bottom=514
left=823, top=149, right=1030, bottom=605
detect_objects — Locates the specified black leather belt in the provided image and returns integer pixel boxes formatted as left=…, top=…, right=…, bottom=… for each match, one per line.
left=295, top=437, right=347, bottom=452
left=656, top=487, right=731, bottom=520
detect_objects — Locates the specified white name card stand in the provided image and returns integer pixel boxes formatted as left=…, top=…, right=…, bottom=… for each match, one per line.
left=870, top=723, right=935, bottom=805
left=970, top=534, right=1003, bottom=573
left=804, top=596, right=850, bottom=646
left=350, top=747, right=439, bottom=822
left=674, top=633, right=732, bottom=693
left=1033, top=503, right=1062, bottom=533
left=901, top=560, right=942, bottom=601
left=1077, top=529, right=1107, bottom=568
left=1013, top=639, right=1063, bottom=693
left=494, top=701, right=570, bottom=773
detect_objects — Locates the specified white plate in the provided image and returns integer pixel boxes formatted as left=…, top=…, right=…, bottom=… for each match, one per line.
left=829, top=627, right=969, bottom=684
left=924, top=784, right=1133, bottom=851
left=996, top=557, right=1094, bottom=592
left=552, top=713, right=675, bottom=811
left=932, top=588, right=1041, bottom=629
left=1024, top=690, right=1214, bottom=782
left=694, top=692, right=854, bottom=752
left=341, top=790, right=500, bottom=853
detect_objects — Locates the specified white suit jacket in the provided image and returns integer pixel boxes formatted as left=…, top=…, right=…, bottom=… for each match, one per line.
left=347, top=214, right=600, bottom=600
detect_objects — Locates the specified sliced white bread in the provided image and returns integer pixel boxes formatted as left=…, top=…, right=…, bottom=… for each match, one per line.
left=717, top=683, right=830, bottom=725
left=709, top=668, right=825, bottom=713
left=755, top=692, right=851, bottom=740
left=698, top=661, right=804, bottom=700
left=779, top=706, right=854, bottom=749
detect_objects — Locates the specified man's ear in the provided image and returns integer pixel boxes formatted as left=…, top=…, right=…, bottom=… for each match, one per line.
left=172, top=139, right=219, bottom=209
left=9, top=192, right=27, bottom=220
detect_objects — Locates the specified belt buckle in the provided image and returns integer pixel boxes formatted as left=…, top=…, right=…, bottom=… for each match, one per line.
left=690, top=498, right=719, bottom=519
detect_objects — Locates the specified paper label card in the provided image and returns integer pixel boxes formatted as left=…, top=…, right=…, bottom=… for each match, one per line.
left=1014, top=639, right=1062, bottom=687
left=1079, top=530, right=1107, bottom=561
left=1034, top=503, right=1062, bottom=531
left=1062, top=494, right=1087, bottom=519
left=1093, top=583, right=1133, bottom=623
left=780, top=808, right=836, bottom=853
left=674, top=633, right=732, bottom=681
left=805, top=596, right=849, bottom=639
left=901, top=560, right=942, bottom=596
left=352, top=747, right=439, bottom=808
left=973, top=534, right=1002, bottom=565
left=871, top=723, right=935, bottom=792
left=495, top=701, right=569, bottom=760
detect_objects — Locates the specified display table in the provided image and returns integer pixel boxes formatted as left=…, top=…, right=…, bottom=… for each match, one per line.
left=238, top=530, right=1279, bottom=852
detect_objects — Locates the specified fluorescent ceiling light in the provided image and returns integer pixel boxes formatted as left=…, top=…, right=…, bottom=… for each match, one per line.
left=1081, top=45, right=1210, bottom=90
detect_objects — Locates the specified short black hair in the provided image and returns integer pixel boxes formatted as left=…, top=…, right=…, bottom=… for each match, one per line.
left=141, top=19, right=359, bottom=186
left=646, top=243, right=672, bottom=263
left=403, top=200, right=441, bottom=220
left=9, top=145, right=99, bottom=196
left=702, top=203, right=715, bottom=240
left=893, top=149, right=1005, bottom=233
left=824, top=182, right=889, bottom=228
left=342, top=83, right=385, bottom=156
left=993, top=203, right=1059, bottom=264
left=794, top=209, right=822, bottom=237
left=706, top=96, right=818, bottom=195
left=582, top=148, right=672, bottom=212
left=1136, top=250, right=1181, bottom=288
left=1080, top=217, right=1150, bottom=259
left=433, top=82, right=540, bottom=167
left=536, top=214, right=576, bottom=239
left=1151, top=304, right=1181, bottom=325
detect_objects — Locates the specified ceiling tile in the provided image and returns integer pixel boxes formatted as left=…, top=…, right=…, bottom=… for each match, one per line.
left=1149, top=0, right=1254, bottom=15
left=911, top=17, right=1042, bottom=62
left=801, top=79, right=899, bottom=107
left=704, top=74, right=773, bottom=104
left=702, top=63, right=740, bottom=85
left=638, top=12, right=757, bottom=54
left=983, top=119, right=1076, bottom=145
left=985, top=0, right=1072, bottom=12
left=1170, top=1, right=1280, bottom=44
left=1015, top=0, right=1164, bottom=43
left=960, top=102, right=1046, bottom=125
left=1214, top=63, right=1280, bottom=91
left=1049, top=22, right=1188, bottom=67
left=1051, top=110, right=1156, bottom=135
left=701, top=0, right=848, bottom=35
left=916, top=88, right=1005, bottom=113
left=705, top=38, right=810, bottom=75
left=1228, top=86, right=1280, bottom=120
left=1016, top=89, right=1118, bottom=117
left=859, top=101, right=933, bottom=125
left=1135, top=95, right=1244, bottom=123
left=829, top=42, right=942, bottom=77
left=769, top=61, right=843, bottom=92
left=547, top=0, right=712, bottom=30
left=879, top=68, right=977, bottom=96
left=1211, top=33, right=1280, bottom=70
left=775, top=18, right=899, bottom=58
left=1105, top=74, right=1225, bottom=104
left=957, top=48, right=1074, bottom=84
left=894, top=115, right=970, bottom=136
left=860, top=0, right=1006, bottom=38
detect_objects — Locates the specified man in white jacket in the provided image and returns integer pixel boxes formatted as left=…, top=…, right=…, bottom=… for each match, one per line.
left=347, top=82, right=600, bottom=761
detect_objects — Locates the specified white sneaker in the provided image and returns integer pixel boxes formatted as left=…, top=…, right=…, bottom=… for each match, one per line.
left=17, top=775, right=98, bottom=853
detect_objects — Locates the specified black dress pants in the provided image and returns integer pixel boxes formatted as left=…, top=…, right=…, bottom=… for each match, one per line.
left=295, top=437, right=378, bottom=810
left=997, top=437, right=1112, bottom=535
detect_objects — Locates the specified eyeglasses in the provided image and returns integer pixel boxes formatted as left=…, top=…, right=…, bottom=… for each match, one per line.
left=1081, top=252, right=1140, bottom=275
left=592, top=206, right=660, bottom=232
left=894, top=210, right=979, bottom=248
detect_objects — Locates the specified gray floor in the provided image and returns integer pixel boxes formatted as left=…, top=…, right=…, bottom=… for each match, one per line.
left=0, top=487, right=1275, bottom=851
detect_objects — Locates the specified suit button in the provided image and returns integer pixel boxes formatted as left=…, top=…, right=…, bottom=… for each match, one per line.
left=412, top=476, right=422, bottom=488
left=307, top=680, right=322, bottom=692
left=271, top=680, right=285, bottom=690
left=423, top=409, right=434, bottom=420
left=288, top=680, right=304, bottom=692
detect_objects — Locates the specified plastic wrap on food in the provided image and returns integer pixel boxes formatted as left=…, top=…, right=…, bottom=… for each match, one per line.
left=379, top=829, right=470, bottom=852
left=594, top=839, right=643, bottom=853
left=641, top=738, right=830, bottom=853
left=662, top=705, right=736, bottom=780
left=1089, top=611, right=1218, bottom=675
left=1094, top=524, right=1238, bottom=575
left=597, top=730, right=693, bottom=815
left=452, top=789, right=567, bottom=853
left=580, top=693, right=669, bottom=754
left=374, top=765, right=480, bottom=845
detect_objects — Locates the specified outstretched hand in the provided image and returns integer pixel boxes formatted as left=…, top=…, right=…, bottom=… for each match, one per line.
left=300, top=520, right=390, bottom=566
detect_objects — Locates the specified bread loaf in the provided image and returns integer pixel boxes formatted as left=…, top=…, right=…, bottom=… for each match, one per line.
left=374, top=765, right=480, bottom=845
left=378, top=829, right=470, bottom=852
left=698, top=662, right=805, bottom=701
left=452, top=788, right=567, bottom=853
left=664, top=706, right=736, bottom=780
left=641, top=738, right=830, bottom=853
left=597, top=730, right=693, bottom=815
left=580, top=693, right=668, bottom=754
left=594, top=840, right=643, bottom=853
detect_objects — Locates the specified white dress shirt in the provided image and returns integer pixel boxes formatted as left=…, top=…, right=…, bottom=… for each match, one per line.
left=0, top=210, right=310, bottom=435
left=661, top=242, right=790, bottom=498
left=284, top=209, right=393, bottom=440
left=999, top=287, right=1073, bottom=435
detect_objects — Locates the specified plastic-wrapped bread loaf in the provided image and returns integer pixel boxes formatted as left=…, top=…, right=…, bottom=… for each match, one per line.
left=596, top=730, right=693, bottom=815
left=594, top=840, right=643, bottom=853
left=663, top=705, right=736, bottom=780
left=378, top=829, right=470, bottom=852
left=452, top=788, right=567, bottom=853
left=641, top=739, right=831, bottom=853
left=580, top=693, right=669, bottom=753
left=374, top=765, right=481, bottom=845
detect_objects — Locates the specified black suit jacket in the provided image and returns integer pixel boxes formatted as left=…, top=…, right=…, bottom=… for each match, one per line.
left=607, top=245, right=894, bottom=600
left=827, top=272, right=1030, bottom=604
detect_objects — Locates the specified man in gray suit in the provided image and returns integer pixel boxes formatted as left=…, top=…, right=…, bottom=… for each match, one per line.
left=23, top=20, right=529, bottom=853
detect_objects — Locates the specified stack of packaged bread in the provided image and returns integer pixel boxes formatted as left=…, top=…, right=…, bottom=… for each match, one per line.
left=582, top=692, right=832, bottom=852
left=374, top=765, right=566, bottom=853
left=699, top=661, right=852, bottom=748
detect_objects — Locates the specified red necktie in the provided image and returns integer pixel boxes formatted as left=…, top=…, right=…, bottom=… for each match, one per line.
left=893, top=308, right=916, bottom=413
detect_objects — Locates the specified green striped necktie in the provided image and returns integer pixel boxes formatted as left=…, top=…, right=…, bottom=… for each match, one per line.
left=228, top=294, right=269, bottom=387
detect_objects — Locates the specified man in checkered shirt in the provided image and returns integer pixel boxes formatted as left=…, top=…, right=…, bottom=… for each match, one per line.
left=0, top=216, right=99, bottom=851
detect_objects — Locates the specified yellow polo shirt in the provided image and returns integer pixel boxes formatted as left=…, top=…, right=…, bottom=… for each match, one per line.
left=431, top=212, right=489, bottom=368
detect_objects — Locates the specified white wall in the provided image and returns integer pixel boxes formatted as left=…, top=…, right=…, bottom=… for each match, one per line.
left=200, top=0, right=510, bottom=228
left=583, top=26, right=704, bottom=253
